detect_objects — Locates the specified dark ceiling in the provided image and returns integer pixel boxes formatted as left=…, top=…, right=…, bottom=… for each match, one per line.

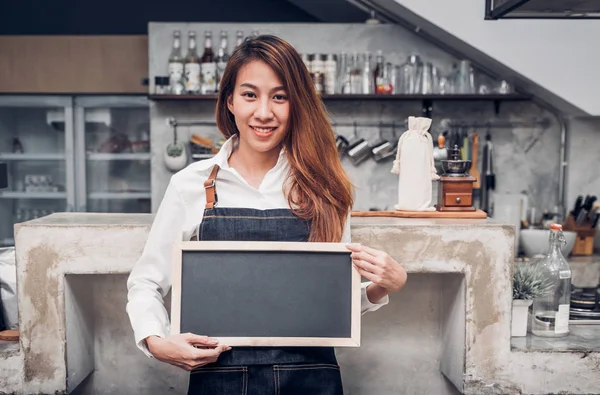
left=0, top=0, right=369, bottom=35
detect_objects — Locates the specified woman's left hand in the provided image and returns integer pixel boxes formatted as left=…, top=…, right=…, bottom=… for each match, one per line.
left=346, top=243, right=407, bottom=293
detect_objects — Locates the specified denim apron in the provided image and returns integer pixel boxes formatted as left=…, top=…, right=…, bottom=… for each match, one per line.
left=187, top=165, right=343, bottom=395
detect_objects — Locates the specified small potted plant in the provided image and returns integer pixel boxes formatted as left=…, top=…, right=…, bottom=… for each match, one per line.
left=512, top=261, right=554, bottom=337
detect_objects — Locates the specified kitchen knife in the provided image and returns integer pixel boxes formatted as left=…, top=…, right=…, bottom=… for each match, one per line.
left=586, top=196, right=597, bottom=211
left=576, top=209, right=588, bottom=226
left=572, top=195, right=583, bottom=218
left=587, top=198, right=598, bottom=224
left=592, top=212, right=600, bottom=229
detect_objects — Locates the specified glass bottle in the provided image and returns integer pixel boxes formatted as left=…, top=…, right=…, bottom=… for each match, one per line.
left=373, top=50, right=385, bottom=93
left=457, top=60, right=475, bottom=94
left=301, top=54, right=311, bottom=73
left=531, top=223, right=572, bottom=337
left=184, top=31, right=201, bottom=94
left=336, top=52, right=349, bottom=94
left=200, top=31, right=217, bottom=94
left=12, top=137, right=24, bottom=153
left=399, top=54, right=421, bottom=94
left=216, top=31, right=229, bottom=91
left=167, top=30, right=185, bottom=95
left=235, top=30, right=244, bottom=47
left=311, top=54, right=325, bottom=94
left=324, top=54, right=337, bottom=95
left=419, top=62, right=434, bottom=94
left=349, top=53, right=362, bottom=94
left=361, top=52, right=374, bottom=94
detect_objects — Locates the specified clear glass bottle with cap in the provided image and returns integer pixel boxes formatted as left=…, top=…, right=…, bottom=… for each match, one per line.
left=235, top=30, right=244, bottom=47
left=184, top=31, right=201, bottom=94
left=216, top=31, right=229, bottom=91
left=361, top=52, right=374, bottom=94
left=531, top=223, right=572, bottom=337
left=200, top=31, right=217, bottom=94
left=167, top=30, right=185, bottom=95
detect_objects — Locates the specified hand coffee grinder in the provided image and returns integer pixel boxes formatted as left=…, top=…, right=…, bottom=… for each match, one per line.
left=436, top=145, right=477, bottom=212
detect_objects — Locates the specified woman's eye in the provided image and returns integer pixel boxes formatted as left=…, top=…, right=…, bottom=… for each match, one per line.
left=273, top=94, right=287, bottom=101
left=242, top=92, right=256, bottom=98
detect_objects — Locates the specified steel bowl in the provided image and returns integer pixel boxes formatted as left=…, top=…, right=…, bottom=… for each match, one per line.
left=441, top=160, right=471, bottom=175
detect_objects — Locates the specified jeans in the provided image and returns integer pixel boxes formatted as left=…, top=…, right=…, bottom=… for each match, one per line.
left=188, top=363, right=344, bottom=395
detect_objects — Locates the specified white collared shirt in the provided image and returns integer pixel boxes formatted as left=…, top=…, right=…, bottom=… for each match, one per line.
left=126, top=136, right=389, bottom=357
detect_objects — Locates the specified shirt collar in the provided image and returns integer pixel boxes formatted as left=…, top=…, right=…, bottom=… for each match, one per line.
left=211, top=135, right=288, bottom=171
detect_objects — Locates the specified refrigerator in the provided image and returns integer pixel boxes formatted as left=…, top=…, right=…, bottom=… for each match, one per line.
left=0, top=95, right=151, bottom=247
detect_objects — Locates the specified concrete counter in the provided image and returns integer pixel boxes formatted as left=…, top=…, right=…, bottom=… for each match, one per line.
left=1, top=213, right=598, bottom=394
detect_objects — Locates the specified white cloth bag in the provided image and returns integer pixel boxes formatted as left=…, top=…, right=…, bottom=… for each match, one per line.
left=391, top=116, right=439, bottom=211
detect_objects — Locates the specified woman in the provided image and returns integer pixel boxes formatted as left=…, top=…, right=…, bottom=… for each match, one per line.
left=126, top=35, right=407, bottom=394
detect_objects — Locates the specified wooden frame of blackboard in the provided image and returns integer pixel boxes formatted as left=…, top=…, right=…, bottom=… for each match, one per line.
left=171, top=241, right=361, bottom=347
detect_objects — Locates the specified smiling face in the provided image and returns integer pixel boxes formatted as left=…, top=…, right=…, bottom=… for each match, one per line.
left=227, top=59, right=290, bottom=157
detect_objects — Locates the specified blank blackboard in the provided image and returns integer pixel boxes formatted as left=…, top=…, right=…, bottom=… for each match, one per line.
left=171, top=241, right=360, bottom=347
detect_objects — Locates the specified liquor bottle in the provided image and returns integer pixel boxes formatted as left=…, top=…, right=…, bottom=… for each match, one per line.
left=361, top=52, right=374, bottom=94
left=184, top=31, right=201, bottom=94
left=337, top=53, right=349, bottom=94
left=250, top=30, right=259, bottom=38
left=216, top=31, right=229, bottom=91
left=200, top=31, right=217, bottom=94
left=301, top=54, right=311, bottom=73
left=12, top=137, right=24, bottom=153
left=374, top=50, right=391, bottom=94
left=349, top=53, right=362, bottom=94
left=235, top=30, right=244, bottom=47
left=324, top=54, right=337, bottom=95
left=167, top=30, right=185, bottom=95
left=531, top=224, right=572, bottom=337
left=311, top=55, right=325, bottom=94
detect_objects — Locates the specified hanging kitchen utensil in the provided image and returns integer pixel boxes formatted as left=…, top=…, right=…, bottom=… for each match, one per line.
left=432, top=132, right=448, bottom=175
left=164, top=119, right=188, bottom=172
left=482, top=127, right=495, bottom=214
left=372, top=121, right=395, bottom=162
left=461, top=127, right=469, bottom=161
left=485, top=129, right=496, bottom=190
left=347, top=122, right=364, bottom=148
left=347, top=122, right=371, bottom=166
left=432, top=134, right=448, bottom=161
left=334, top=123, right=350, bottom=158
left=469, top=131, right=481, bottom=208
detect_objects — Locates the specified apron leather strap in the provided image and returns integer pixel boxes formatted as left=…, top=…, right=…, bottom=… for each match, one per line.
left=204, top=165, right=220, bottom=209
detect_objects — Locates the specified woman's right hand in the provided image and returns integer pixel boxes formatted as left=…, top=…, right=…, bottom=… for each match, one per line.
left=145, top=333, right=232, bottom=371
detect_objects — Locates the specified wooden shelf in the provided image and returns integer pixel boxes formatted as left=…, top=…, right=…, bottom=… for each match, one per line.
left=149, top=93, right=531, bottom=101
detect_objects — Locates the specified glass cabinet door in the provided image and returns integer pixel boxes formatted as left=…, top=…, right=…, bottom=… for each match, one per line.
left=74, top=96, right=151, bottom=214
left=0, top=96, right=75, bottom=247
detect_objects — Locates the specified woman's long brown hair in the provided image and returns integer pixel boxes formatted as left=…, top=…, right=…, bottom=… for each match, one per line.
left=216, top=35, right=354, bottom=242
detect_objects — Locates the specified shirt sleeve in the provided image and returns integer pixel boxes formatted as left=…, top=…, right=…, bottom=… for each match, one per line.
left=126, top=179, right=187, bottom=357
left=340, top=211, right=389, bottom=314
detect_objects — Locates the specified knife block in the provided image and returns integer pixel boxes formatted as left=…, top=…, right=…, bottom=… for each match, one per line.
left=563, top=214, right=596, bottom=256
